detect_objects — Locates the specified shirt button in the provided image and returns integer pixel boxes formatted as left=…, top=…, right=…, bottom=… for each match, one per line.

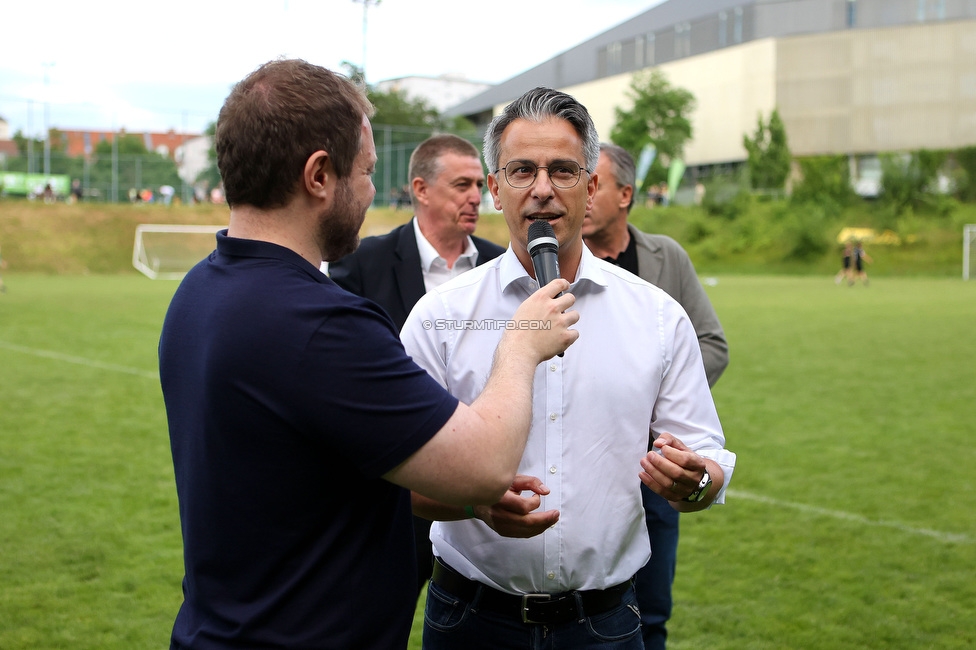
left=547, top=572, right=556, bottom=580
left=550, top=364, right=557, bottom=372
left=549, top=413, right=557, bottom=421
left=549, top=466, right=557, bottom=474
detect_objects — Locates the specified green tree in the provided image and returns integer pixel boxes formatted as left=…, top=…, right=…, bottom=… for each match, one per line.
left=953, top=146, right=976, bottom=202
left=791, top=155, right=854, bottom=212
left=879, top=149, right=947, bottom=212
left=196, top=121, right=221, bottom=189
left=93, top=133, right=149, bottom=156
left=743, top=109, right=791, bottom=190
left=89, top=133, right=181, bottom=196
left=341, top=60, right=475, bottom=137
left=610, top=69, right=695, bottom=186
left=12, top=129, right=42, bottom=156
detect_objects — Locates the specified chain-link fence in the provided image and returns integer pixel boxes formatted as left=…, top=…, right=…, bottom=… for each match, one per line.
left=370, top=123, right=484, bottom=209
left=1, top=123, right=485, bottom=207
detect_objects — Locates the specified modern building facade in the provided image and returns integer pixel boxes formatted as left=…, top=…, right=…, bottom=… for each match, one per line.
left=449, top=0, right=976, bottom=180
left=374, top=74, right=492, bottom=113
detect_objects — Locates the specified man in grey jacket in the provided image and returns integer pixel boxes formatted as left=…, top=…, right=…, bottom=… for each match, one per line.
left=582, top=142, right=729, bottom=649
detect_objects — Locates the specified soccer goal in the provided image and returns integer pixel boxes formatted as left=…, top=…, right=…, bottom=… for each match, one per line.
left=964, top=224, right=976, bottom=281
left=133, top=224, right=225, bottom=280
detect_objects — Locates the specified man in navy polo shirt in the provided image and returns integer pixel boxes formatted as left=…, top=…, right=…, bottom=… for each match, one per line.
left=158, top=59, right=578, bottom=650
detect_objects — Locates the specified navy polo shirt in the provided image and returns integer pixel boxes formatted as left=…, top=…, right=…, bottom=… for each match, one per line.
left=159, top=231, right=458, bottom=649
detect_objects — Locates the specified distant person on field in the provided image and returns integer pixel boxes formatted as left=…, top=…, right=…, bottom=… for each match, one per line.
left=70, top=179, right=83, bottom=203
left=836, top=240, right=854, bottom=285
left=583, top=142, right=729, bottom=649
left=159, top=185, right=176, bottom=206
left=157, top=58, right=578, bottom=650
left=852, top=240, right=872, bottom=285
left=327, top=133, right=505, bottom=596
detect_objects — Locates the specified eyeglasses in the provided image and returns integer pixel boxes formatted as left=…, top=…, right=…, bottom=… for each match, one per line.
left=494, top=160, right=588, bottom=189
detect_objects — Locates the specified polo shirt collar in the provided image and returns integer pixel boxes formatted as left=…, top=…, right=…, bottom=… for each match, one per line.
left=216, top=229, right=326, bottom=280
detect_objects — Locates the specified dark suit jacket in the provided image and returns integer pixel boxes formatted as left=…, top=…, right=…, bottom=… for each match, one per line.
left=629, top=224, right=729, bottom=387
left=328, top=221, right=506, bottom=330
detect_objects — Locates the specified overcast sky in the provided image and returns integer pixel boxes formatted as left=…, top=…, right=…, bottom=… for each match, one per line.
left=0, top=0, right=663, bottom=137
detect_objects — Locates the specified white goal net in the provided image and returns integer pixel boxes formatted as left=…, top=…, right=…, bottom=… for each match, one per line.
left=965, top=224, right=976, bottom=281
left=133, top=224, right=225, bottom=279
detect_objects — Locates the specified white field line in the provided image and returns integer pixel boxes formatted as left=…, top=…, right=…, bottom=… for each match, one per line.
left=730, top=489, right=973, bottom=544
left=3, top=337, right=972, bottom=545
left=0, top=340, right=158, bottom=380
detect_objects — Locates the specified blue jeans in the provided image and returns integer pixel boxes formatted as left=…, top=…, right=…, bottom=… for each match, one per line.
left=423, top=579, right=644, bottom=649
left=633, top=483, right=679, bottom=650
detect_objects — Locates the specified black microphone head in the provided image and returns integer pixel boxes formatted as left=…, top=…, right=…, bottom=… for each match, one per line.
left=527, top=220, right=558, bottom=256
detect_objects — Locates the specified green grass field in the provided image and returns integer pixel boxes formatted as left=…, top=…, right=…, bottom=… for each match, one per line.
left=1, top=272, right=974, bottom=649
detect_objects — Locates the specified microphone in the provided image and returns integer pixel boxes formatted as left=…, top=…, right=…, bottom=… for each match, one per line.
left=527, top=220, right=560, bottom=294
left=527, top=219, right=564, bottom=357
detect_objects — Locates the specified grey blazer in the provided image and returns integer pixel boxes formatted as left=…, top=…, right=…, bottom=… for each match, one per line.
left=629, top=223, right=729, bottom=387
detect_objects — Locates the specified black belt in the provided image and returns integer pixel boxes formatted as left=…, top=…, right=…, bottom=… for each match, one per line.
left=431, top=557, right=631, bottom=625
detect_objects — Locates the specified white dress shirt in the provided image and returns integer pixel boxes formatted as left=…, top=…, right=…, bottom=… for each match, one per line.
left=400, top=245, right=736, bottom=595
left=412, top=217, right=479, bottom=293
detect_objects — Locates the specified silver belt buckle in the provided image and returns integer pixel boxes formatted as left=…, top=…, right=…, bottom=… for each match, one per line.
left=521, top=593, right=552, bottom=623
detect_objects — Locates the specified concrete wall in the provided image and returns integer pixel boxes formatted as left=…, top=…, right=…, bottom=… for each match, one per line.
left=777, top=20, right=976, bottom=155
left=485, top=19, right=976, bottom=167
left=562, top=38, right=777, bottom=166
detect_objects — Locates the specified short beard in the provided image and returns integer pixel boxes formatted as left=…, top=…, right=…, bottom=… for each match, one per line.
left=318, top=179, right=363, bottom=262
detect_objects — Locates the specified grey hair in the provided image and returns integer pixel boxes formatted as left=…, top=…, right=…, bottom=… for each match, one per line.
left=483, top=87, right=600, bottom=176
left=599, top=142, right=637, bottom=213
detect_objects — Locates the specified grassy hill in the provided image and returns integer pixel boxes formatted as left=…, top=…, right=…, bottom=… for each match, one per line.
left=1, top=197, right=972, bottom=277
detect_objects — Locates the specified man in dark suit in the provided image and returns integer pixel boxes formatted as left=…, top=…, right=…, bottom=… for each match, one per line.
left=329, top=134, right=505, bottom=591
left=583, top=143, right=729, bottom=650
left=329, top=134, right=505, bottom=330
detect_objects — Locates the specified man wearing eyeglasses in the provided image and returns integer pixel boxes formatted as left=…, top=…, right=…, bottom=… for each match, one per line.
left=584, top=143, right=728, bottom=650
left=400, top=87, right=736, bottom=649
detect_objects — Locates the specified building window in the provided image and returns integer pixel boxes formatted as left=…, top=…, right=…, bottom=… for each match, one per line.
left=675, top=22, right=691, bottom=58
left=635, top=36, right=644, bottom=68
left=917, top=0, right=946, bottom=21
left=719, top=11, right=727, bottom=47
left=646, top=33, right=655, bottom=66
left=847, top=0, right=856, bottom=27
left=608, top=42, right=621, bottom=74
left=734, top=7, right=743, bottom=43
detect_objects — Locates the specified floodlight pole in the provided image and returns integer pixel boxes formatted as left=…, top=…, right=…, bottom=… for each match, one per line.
left=351, top=0, right=380, bottom=83
left=42, top=61, right=55, bottom=178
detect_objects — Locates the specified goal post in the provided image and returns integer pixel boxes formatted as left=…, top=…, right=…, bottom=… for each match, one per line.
left=964, top=224, right=976, bottom=281
left=133, top=224, right=225, bottom=280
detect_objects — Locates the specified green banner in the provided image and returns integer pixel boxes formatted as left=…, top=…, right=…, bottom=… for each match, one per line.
left=1, top=173, right=71, bottom=197
left=666, top=159, right=685, bottom=201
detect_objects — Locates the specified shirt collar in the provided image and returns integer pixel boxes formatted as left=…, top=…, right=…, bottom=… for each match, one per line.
left=412, top=217, right=478, bottom=272
left=498, top=241, right=610, bottom=296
